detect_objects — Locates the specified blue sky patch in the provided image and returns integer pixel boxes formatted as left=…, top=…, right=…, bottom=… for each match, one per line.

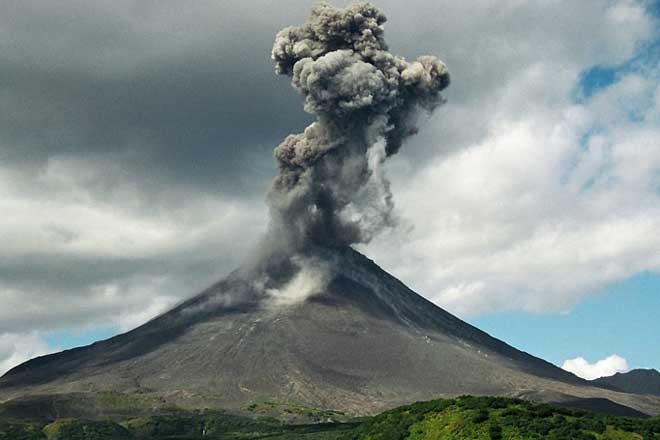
left=44, top=326, right=120, bottom=351
left=471, top=271, right=660, bottom=370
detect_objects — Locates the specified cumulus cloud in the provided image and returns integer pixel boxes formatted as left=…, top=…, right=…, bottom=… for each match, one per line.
left=0, top=0, right=299, bottom=374
left=0, top=156, right=265, bottom=334
left=0, top=333, right=52, bottom=376
left=362, top=0, right=660, bottom=317
left=562, top=354, right=629, bottom=380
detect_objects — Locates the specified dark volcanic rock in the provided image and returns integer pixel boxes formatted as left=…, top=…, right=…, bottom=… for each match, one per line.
left=1, top=248, right=659, bottom=417
left=555, top=397, right=651, bottom=418
left=593, top=369, right=660, bottom=396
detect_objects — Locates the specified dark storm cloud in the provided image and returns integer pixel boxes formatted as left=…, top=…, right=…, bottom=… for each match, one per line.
left=0, top=0, right=322, bottom=334
left=0, top=0, right=456, bottom=333
left=2, top=61, right=300, bottom=194
left=0, top=252, right=235, bottom=333
left=0, top=0, right=317, bottom=196
left=0, top=0, right=462, bottom=198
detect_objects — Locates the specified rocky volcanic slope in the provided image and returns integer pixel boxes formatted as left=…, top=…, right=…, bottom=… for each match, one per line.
left=594, top=369, right=660, bottom=396
left=1, top=248, right=659, bottom=417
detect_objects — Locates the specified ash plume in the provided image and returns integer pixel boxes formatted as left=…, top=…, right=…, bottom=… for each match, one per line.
left=267, top=1, right=450, bottom=251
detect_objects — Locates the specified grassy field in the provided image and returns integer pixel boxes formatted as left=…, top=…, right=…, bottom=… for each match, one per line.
left=1, top=396, right=659, bottom=439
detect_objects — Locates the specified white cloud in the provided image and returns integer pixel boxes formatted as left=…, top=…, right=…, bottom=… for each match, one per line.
left=0, top=156, right=267, bottom=335
left=363, top=0, right=660, bottom=317
left=115, top=291, right=179, bottom=333
left=0, top=156, right=266, bottom=260
left=562, top=354, right=629, bottom=380
left=0, top=333, right=53, bottom=376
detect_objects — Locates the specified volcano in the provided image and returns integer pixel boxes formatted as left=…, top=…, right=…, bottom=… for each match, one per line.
left=1, top=247, right=659, bottom=417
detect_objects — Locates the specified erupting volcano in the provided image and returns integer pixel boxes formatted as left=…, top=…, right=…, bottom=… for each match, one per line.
left=2, top=2, right=659, bottom=420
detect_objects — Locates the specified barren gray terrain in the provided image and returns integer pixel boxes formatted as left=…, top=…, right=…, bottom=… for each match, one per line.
left=1, top=248, right=659, bottom=417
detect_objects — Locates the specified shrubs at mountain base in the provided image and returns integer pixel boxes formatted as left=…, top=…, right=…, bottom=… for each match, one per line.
left=1, top=396, right=660, bottom=439
left=1, top=410, right=357, bottom=439
left=43, top=419, right=132, bottom=440
left=345, top=396, right=660, bottom=440
left=0, top=419, right=44, bottom=440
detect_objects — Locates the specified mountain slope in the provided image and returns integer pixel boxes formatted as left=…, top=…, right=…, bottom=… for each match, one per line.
left=1, top=248, right=659, bottom=417
left=594, top=369, right=660, bottom=396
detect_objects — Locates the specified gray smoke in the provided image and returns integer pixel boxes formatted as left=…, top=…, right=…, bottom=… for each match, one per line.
left=268, top=2, right=449, bottom=251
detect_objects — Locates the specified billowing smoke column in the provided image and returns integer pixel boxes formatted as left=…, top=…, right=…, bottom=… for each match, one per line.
left=268, top=2, right=449, bottom=251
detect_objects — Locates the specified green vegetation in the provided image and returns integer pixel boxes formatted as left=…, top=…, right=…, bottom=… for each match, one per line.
left=0, top=419, right=44, bottom=440
left=43, top=419, right=132, bottom=439
left=242, top=399, right=348, bottom=422
left=0, top=411, right=356, bottom=439
left=345, top=396, right=660, bottom=440
left=1, top=396, right=659, bottom=439
left=96, top=392, right=164, bottom=413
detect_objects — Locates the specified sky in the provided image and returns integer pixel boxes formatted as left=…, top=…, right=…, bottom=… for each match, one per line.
left=0, top=0, right=659, bottom=380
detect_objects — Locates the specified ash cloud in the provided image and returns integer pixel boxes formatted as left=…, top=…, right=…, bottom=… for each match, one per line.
left=267, top=2, right=450, bottom=251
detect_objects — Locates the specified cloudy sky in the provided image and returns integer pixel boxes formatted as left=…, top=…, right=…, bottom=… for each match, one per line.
left=1, top=0, right=659, bottom=380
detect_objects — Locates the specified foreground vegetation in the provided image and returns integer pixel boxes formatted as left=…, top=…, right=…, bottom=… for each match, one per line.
left=1, top=396, right=659, bottom=439
left=347, top=396, right=660, bottom=440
